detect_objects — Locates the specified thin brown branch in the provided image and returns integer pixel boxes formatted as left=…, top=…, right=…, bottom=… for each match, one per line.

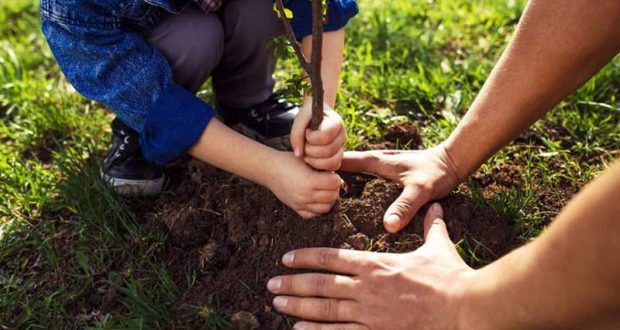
left=308, top=0, right=325, bottom=130
left=274, top=0, right=311, bottom=73
left=275, top=0, right=325, bottom=131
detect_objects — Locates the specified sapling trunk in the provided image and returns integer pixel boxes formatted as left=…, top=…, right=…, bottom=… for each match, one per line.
left=275, top=0, right=325, bottom=130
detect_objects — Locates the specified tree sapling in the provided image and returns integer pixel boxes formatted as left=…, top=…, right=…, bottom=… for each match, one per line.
left=274, top=0, right=326, bottom=130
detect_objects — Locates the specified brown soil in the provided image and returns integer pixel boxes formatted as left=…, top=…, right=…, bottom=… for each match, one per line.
left=361, top=122, right=424, bottom=150
left=138, top=124, right=518, bottom=329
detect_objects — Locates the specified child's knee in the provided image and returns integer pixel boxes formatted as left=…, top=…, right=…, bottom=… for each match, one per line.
left=147, top=7, right=224, bottom=91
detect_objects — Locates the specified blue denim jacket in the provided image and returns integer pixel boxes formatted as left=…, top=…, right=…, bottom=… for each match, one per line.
left=40, top=0, right=358, bottom=164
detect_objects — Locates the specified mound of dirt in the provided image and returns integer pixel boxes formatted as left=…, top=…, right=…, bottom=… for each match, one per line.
left=142, top=125, right=516, bottom=329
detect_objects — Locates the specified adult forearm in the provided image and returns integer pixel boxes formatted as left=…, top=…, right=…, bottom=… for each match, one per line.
left=188, top=119, right=283, bottom=187
left=444, top=0, right=620, bottom=180
left=302, top=28, right=345, bottom=107
left=463, top=160, right=620, bottom=329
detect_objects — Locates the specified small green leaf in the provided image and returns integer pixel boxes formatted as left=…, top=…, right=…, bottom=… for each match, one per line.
left=273, top=4, right=294, bottom=19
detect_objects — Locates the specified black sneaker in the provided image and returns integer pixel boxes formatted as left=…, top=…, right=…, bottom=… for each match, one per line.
left=101, top=118, right=165, bottom=195
left=219, top=93, right=300, bottom=150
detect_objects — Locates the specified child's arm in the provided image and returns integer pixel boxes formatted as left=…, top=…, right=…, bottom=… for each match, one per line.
left=189, top=119, right=343, bottom=219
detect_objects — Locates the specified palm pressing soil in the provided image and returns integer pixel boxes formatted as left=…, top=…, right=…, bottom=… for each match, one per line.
left=135, top=124, right=519, bottom=329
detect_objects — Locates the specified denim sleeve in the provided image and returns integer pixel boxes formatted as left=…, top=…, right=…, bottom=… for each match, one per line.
left=41, top=19, right=215, bottom=165
left=287, top=0, right=359, bottom=40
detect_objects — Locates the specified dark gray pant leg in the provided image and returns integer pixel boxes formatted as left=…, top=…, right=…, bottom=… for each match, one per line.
left=143, top=6, right=224, bottom=93
left=213, top=0, right=284, bottom=109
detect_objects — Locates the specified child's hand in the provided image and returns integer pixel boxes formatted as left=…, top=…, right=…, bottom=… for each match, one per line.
left=290, top=100, right=347, bottom=171
left=266, top=152, right=344, bottom=219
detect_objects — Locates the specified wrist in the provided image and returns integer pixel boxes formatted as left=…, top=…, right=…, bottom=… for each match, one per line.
left=258, top=150, right=289, bottom=189
left=440, top=138, right=477, bottom=183
left=435, top=143, right=465, bottom=186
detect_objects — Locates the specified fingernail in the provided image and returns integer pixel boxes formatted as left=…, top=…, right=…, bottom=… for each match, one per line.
left=431, top=203, right=443, bottom=217
left=294, top=323, right=309, bottom=330
left=267, top=278, right=282, bottom=292
left=273, top=296, right=288, bottom=309
left=294, top=149, right=300, bottom=157
left=282, top=252, right=295, bottom=266
left=385, top=214, right=400, bottom=228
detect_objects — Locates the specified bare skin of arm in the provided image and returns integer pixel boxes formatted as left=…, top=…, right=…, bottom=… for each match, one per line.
left=291, top=29, right=347, bottom=171
left=188, top=119, right=342, bottom=219
left=340, top=0, right=620, bottom=232
left=187, top=31, right=348, bottom=218
left=267, top=160, right=620, bottom=330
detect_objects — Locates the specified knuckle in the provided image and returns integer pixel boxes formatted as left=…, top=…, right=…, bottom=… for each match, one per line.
left=313, top=275, right=328, bottom=294
left=304, top=147, right=318, bottom=158
left=317, top=249, right=337, bottom=267
left=393, top=201, right=414, bottom=217
left=360, top=256, right=388, bottom=272
left=325, top=143, right=339, bottom=157
left=321, top=299, right=338, bottom=319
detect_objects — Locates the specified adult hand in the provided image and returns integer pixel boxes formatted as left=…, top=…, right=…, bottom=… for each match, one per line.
left=290, top=99, right=346, bottom=171
left=267, top=203, right=476, bottom=330
left=341, top=145, right=461, bottom=233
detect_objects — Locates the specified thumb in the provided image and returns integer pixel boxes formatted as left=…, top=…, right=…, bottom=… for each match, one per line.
left=384, top=186, right=427, bottom=233
left=290, top=100, right=312, bottom=157
left=423, top=203, right=452, bottom=246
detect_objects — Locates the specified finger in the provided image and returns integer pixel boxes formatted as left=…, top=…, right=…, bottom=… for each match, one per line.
left=306, top=116, right=343, bottom=146
left=298, top=210, right=318, bottom=219
left=305, top=149, right=344, bottom=172
left=305, top=130, right=346, bottom=159
left=272, top=296, right=358, bottom=322
left=315, top=173, right=345, bottom=190
left=267, top=274, right=358, bottom=299
left=309, top=190, right=340, bottom=204
left=305, top=203, right=335, bottom=215
left=293, top=321, right=369, bottom=330
left=281, top=248, right=373, bottom=275
left=423, top=203, right=452, bottom=246
left=291, top=103, right=313, bottom=157
left=384, top=185, right=429, bottom=233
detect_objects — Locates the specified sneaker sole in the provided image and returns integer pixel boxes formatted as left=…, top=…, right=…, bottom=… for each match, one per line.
left=101, top=171, right=166, bottom=196
left=231, top=123, right=292, bottom=151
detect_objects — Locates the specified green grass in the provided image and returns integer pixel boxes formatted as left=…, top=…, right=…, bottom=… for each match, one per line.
left=1, top=0, right=618, bottom=327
